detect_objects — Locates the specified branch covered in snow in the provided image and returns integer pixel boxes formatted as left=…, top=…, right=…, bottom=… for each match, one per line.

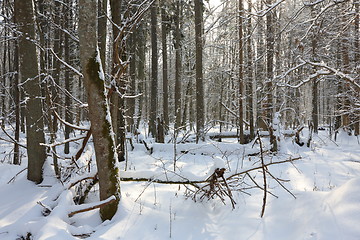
left=68, top=195, right=117, bottom=217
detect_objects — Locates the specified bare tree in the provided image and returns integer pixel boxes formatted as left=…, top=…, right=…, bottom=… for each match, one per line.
left=14, top=0, right=47, bottom=183
left=238, top=0, right=245, bottom=144
left=195, top=0, right=205, bottom=142
left=78, top=0, right=120, bottom=221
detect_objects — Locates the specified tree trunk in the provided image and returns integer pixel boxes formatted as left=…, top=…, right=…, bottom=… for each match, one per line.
left=98, top=0, right=107, bottom=68
left=13, top=42, right=20, bottom=165
left=14, top=0, right=47, bottom=183
left=79, top=0, right=120, bottom=221
left=195, top=0, right=205, bottom=142
left=136, top=22, right=146, bottom=130
left=174, top=1, right=182, bottom=131
left=110, top=0, right=126, bottom=162
left=64, top=1, right=72, bottom=154
left=354, top=0, right=360, bottom=136
left=266, top=0, right=276, bottom=152
left=149, top=0, right=158, bottom=139
left=128, top=33, right=136, bottom=134
left=246, top=0, right=255, bottom=140
left=161, top=3, right=169, bottom=130
left=265, top=0, right=274, bottom=124
left=311, top=5, right=319, bottom=134
left=238, top=0, right=245, bottom=144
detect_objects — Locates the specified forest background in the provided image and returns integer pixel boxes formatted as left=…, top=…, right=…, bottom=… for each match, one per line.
left=0, top=0, right=359, bottom=237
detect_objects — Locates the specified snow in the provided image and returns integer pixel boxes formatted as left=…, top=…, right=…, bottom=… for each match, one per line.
left=0, top=128, right=360, bottom=239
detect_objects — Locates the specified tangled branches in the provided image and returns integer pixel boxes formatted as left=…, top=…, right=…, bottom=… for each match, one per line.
left=190, top=168, right=236, bottom=209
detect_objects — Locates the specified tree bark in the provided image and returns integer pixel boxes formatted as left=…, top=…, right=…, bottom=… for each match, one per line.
left=64, top=0, right=72, bottom=154
left=195, top=0, right=205, bottom=142
left=149, top=0, right=158, bottom=139
left=246, top=0, right=255, bottom=140
left=98, top=0, right=107, bottom=68
left=354, top=0, right=360, bottom=136
left=174, top=1, right=182, bottom=131
left=110, top=0, right=126, bottom=161
left=13, top=42, right=20, bottom=165
left=14, top=0, right=47, bottom=183
left=161, top=3, right=170, bottom=130
left=238, top=0, right=245, bottom=144
left=79, top=0, right=120, bottom=221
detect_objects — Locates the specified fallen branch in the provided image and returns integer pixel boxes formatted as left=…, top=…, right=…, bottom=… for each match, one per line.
left=265, top=170, right=296, bottom=199
left=7, top=168, right=27, bottom=184
left=67, top=173, right=98, bottom=190
left=226, top=157, right=302, bottom=180
left=68, top=196, right=116, bottom=217
left=37, top=201, right=52, bottom=216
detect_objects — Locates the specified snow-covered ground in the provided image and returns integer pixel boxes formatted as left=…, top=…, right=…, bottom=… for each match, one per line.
left=0, top=128, right=359, bottom=240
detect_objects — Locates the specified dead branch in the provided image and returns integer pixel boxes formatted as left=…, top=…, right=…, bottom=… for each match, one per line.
left=53, top=111, right=90, bottom=132
left=0, top=126, right=27, bottom=149
left=7, top=168, right=27, bottom=184
left=295, top=126, right=305, bottom=146
left=37, top=201, right=52, bottom=216
left=75, top=129, right=92, bottom=161
left=226, top=157, right=302, bottom=180
left=265, top=170, right=296, bottom=199
left=41, top=135, right=87, bottom=148
left=245, top=173, right=278, bottom=198
left=67, top=173, right=98, bottom=190
left=68, top=196, right=116, bottom=217
left=257, top=131, right=267, bottom=218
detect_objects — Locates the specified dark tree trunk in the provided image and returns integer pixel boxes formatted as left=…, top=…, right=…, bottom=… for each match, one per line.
left=174, top=1, right=182, bottom=131
left=13, top=42, right=20, bottom=165
left=98, top=0, right=107, bottom=68
left=14, top=0, right=47, bottom=183
left=355, top=0, right=360, bottom=136
left=110, top=0, right=126, bottom=161
left=161, top=3, right=169, bottom=130
left=149, top=0, right=158, bottom=139
left=246, top=0, right=255, bottom=140
left=64, top=1, right=72, bottom=154
left=195, top=0, right=204, bottom=142
left=238, top=0, right=245, bottom=144
left=136, top=22, right=146, bottom=130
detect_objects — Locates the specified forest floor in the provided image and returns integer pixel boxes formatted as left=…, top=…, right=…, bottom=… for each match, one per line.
left=0, top=127, right=360, bottom=240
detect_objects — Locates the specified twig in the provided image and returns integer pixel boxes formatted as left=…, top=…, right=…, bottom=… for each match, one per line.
left=7, top=168, right=27, bottom=184
left=265, top=170, right=296, bottom=199
left=245, top=173, right=278, bottom=198
left=0, top=127, right=27, bottom=149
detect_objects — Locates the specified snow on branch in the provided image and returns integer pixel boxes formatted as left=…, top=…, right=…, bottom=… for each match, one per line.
left=68, top=195, right=116, bottom=217
left=53, top=111, right=90, bottom=131
left=304, top=60, right=360, bottom=91
left=251, top=0, right=286, bottom=17
left=276, top=59, right=360, bottom=91
left=48, top=48, right=83, bottom=78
